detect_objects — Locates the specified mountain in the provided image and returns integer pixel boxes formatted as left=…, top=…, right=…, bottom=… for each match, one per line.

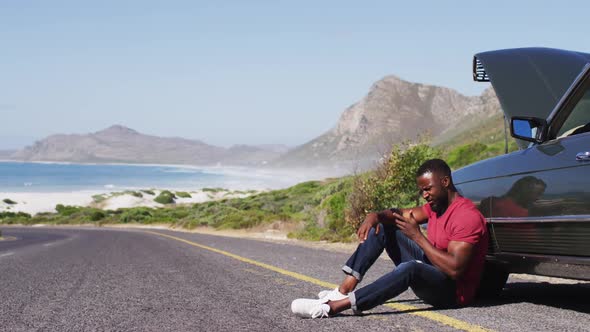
left=11, top=76, right=502, bottom=169
left=273, top=75, right=501, bottom=169
left=0, top=150, right=16, bottom=159
left=11, top=125, right=286, bottom=166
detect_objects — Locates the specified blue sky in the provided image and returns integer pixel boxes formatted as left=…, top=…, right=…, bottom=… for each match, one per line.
left=1, top=1, right=589, bottom=149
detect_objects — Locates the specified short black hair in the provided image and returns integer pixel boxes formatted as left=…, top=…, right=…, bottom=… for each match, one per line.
left=416, top=159, right=452, bottom=178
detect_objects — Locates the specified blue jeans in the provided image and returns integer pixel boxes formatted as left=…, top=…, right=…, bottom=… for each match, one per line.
left=343, top=224, right=456, bottom=313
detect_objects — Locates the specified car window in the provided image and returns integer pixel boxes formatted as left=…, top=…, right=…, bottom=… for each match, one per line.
left=556, top=85, right=590, bottom=138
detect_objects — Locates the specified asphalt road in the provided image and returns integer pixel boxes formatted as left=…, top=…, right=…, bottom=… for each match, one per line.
left=0, top=227, right=588, bottom=332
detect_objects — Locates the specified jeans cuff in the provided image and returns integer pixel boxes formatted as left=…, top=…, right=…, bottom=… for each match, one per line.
left=349, top=291, right=362, bottom=315
left=342, top=265, right=363, bottom=282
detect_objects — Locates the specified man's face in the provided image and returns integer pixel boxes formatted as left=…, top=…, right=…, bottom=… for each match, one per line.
left=416, top=171, right=448, bottom=212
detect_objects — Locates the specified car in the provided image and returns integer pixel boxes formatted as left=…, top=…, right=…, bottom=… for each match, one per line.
left=452, top=47, right=590, bottom=297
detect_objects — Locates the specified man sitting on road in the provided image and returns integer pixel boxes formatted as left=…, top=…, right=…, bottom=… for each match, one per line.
left=291, top=159, right=488, bottom=318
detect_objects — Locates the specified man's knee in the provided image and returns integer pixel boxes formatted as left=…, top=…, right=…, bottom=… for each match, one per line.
left=364, top=224, right=384, bottom=241
left=367, top=223, right=397, bottom=239
left=395, top=260, right=422, bottom=277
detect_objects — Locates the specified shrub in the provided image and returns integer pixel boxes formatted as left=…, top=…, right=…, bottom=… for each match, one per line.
left=202, top=187, right=224, bottom=193
left=288, top=181, right=321, bottom=196
left=154, top=191, right=176, bottom=204
left=3, top=198, right=17, bottom=205
left=89, top=210, right=106, bottom=221
left=141, top=189, right=155, bottom=195
left=446, top=142, right=487, bottom=169
left=215, top=210, right=267, bottom=229
left=289, top=222, right=329, bottom=241
left=120, top=208, right=153, bottom=223
left=92, top=194, right=107, bottom=203
left=324, top=191, right=353, bottom=236
left=55, top=204, right=82, bottom=216
left=175, top=191, right=192, bottom=198
left=0, top=211, right=31, bottom=220
left=445, top=140, right=519, bottom=170
left=125, top=191, right=143, bottom=198
left=0, top=211, right=32, bottom=225
left=345, top=141, right=441, bottom=229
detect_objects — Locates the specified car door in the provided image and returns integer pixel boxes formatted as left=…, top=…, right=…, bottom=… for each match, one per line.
left=487, top=65, right=590, bottom=258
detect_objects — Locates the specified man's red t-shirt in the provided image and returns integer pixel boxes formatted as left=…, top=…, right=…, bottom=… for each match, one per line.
left=492, top=197, right=529, bottom=217
left=422, top=196, right=488, bottom=305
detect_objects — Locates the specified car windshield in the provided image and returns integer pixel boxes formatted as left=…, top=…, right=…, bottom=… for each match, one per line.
left=557, top=85, right=590, bottom=138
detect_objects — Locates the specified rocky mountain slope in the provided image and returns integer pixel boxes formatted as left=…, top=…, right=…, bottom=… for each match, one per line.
left=11, top=76, right=502, bottom=170
left=0, top=150, right=16, bottom=159
left=11, top=125, right=286, bottom=166
left=273, top=75, right=501, bottom=169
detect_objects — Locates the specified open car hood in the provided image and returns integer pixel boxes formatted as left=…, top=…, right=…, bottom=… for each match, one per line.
left=474, top=47, right=590, bottom=121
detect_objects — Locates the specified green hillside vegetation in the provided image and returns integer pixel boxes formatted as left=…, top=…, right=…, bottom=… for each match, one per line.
left=0, top=178, right=357, bottom=241
left=0, top=141, right=445, bottom=242
left=433, top=113, right=506, bottom=148
left=0, top=117, right=522, bottom=242
left=154, top=190, right=176, bottom=204
left=0, top=211, right=32, bottom=223
left=435, top=113, right=518, bottom=169
left=93, top=191, right=145, bottom=204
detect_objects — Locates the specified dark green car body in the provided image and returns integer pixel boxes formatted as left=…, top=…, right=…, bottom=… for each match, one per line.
left=454, top=48, right=590, bottom=284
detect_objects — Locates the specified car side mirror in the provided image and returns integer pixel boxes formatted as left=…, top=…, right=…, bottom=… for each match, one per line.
left=510, top=117, right=547, bottom=143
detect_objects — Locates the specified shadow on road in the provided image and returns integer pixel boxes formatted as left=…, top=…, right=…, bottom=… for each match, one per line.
left=474, top=281, right=590, bottom=314
left=332, top=299, right=440, bottom=318
left=335, top=281, right=590, bottom=318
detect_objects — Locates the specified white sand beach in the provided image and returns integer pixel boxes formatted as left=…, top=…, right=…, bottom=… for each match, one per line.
left=0, top=189, right=258, bottom=215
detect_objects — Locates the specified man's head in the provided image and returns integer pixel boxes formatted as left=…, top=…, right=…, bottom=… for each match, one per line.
left=507, top=176, right=547, bottom=206
left=415, top=159, right=456, bottom=213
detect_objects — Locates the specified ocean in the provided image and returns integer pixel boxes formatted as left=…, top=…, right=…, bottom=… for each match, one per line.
left=0, top=162, right=303, bottom=193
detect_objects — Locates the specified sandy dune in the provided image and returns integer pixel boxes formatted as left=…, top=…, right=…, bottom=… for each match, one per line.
left=0, top=189, right=256, bottom=215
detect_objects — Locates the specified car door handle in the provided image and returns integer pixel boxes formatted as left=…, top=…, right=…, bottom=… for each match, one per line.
left=576, top=151, right=590, bottom=161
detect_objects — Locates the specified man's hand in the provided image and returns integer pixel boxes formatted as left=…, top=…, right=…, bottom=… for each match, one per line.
left=393, top=211, right=422, bottom=241
left=357, top=213, right=379, bottom=243
left=357, top=208, right=427, bottom=243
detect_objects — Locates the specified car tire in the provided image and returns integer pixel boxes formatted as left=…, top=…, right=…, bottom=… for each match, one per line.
left=477, top=260, right=509, bottom=299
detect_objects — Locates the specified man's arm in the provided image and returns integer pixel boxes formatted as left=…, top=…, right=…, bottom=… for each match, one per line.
left=357, top=206, right=428, bottom=243
left=415, top=237, right=474, bottom=279
left=394, top=211, right=475, bottom=279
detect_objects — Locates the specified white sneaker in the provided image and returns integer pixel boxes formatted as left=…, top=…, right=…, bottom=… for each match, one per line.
left=291, top=298, right=331, bottom=318
left=317, top=287, right=348, bottom=301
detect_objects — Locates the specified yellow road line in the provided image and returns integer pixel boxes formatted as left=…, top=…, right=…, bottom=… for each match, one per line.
left=145, top=230, right=493, bottom=332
